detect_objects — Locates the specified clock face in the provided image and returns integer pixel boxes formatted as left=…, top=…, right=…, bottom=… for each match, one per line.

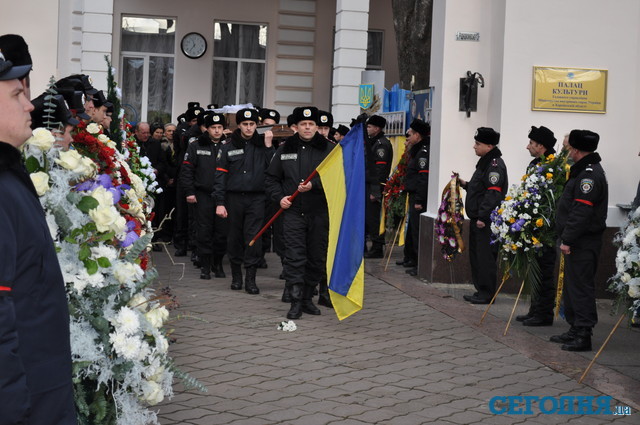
left=181, top=33, right=207, bottom=59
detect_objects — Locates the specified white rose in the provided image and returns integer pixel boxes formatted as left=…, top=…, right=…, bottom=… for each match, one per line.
left=26, top=128, right=55, bottom=151
left=30, top=171, right=50, bottom=196
left=98, top=134, right=109, bottom=143
left=55, top=150, right=97, bottom=177
left=147, top=364, right=166, bottom=382
left=128, top=293, right=149, bottom=312
left=154, top=334, right=169, bottom=354
left=628, top=278, right=640, bottom=299
left=141, top=380, right=164, bottom=405
left=86, top=123, right=101, bottom=134
left=91, top=186, right=115, bottom=208
left=114, top=262, right=144, bottom=285
left=80, top=157, right=98, bottom=177
left=89, top=206, right=118, bottom=233
left=621, top=272, right=631, bottom=283
left=145, top=306, right=169, bottom=328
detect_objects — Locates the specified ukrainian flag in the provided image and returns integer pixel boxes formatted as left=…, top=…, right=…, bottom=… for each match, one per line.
left=317, top=123, right=365, bottom=320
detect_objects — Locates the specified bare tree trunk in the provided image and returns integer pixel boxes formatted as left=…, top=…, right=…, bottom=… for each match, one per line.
left=391, top=0, right=433, bottom=90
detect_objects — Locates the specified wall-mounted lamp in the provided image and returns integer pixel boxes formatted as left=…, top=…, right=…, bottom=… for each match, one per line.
left=459, top=71, right=485, bottom=117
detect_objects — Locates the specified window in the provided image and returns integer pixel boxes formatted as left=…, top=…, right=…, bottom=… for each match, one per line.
left=367, top=30, right=384, bottom=69
left=120, top=16, right=175, bottom=124
left=212, top=22, right=267, bottom=107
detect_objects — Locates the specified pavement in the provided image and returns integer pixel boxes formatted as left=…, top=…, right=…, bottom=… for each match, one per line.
left=151, top=248, right=639, bottom=424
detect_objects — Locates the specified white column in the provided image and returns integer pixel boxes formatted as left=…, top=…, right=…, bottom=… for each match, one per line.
left=331, top=0, right=370, bottom=125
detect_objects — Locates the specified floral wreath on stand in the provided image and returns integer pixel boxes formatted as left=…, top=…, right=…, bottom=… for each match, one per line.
left=608, top=206, right=640, bottom=323
left=490, top=150, right=569, bottom=296
left=435, top=173, right=465, bottom=261
left=23, top=81, right=203, bottom=425
left=382, top=150, right=410, bottom=243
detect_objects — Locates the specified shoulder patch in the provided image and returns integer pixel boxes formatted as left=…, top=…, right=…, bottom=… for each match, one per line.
left=488, top=171, right=500, bottom=185
left=418, top=157, right=427, bottom=169
left=580, top=178, right=594, bottom=193
left=376, top=148, right=386, bottom=158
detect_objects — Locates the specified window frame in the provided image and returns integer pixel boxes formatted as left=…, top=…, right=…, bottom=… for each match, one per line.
left=366, top=29, right=384, bottom=70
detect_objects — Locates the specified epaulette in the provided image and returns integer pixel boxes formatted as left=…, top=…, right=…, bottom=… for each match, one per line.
left=586, top=164, right=593, bottom=172
left=491, top=158, right=498, bottom=166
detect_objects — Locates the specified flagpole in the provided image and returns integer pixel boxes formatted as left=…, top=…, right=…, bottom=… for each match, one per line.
left=248, top=169, right=318, bottom=247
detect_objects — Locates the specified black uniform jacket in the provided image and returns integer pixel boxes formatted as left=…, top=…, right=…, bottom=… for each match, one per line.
left=213, top=129, right=275, bottom=205
left=367, top=132, right=393, bottom=186
left=404, top=138, right=430, bottom=204
left=265, top=132, right=334, bottom=214
left=556, top=152, right=608, bottom=246
left=0, top=142, right=74, bottom=423
left=180, top=133, right=225, bottom=196
left=465, top=147, right=508, bottom=223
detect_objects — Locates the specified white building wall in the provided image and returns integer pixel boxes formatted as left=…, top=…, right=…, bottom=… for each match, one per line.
left=430, top=0, right=640, bottom=227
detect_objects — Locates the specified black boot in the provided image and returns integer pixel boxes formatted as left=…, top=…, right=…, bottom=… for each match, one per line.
left=244, top=266, right=260, bottom=294
left=281, top=286, right=291, bottom=303
left=213, top=255, right=226, bottom=278
left=287, top=284, right=303, bottom=319
left=561, top=327, right=592, bottom=352
left=318, top=279, right=332, bottom=308
left=301, top=285, right=321, bottom=315
left=257, top=257, right=268, bottom=269
left=550, top=326, right=578, bottom=343
left=364, top=243, right=384, bottom=259
left=191, top=251, right=201, bottom=268
left=230, top=263, right=243, bottom=290
left=199, top=255, right=211, bottom=280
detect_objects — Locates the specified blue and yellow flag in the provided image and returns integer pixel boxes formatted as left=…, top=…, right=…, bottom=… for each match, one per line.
left=317, top=123, right=365, bottom=320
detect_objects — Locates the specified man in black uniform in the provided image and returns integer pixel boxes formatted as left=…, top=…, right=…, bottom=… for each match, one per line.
left=401, top=119, right=431, bottom=275
left=551, top=130, right=607, bottom=352
left=516, top=126, right=558, bottom=326
left=174, top=103, right=204, bottom=257
left=363, top=115, right=393, bottom=259
left=265, top=106, right=334, bottom=319
left=317, top=110, right=333, bottom=139
left=460, top=127, right=508, bottom=304
left=214, top=108, right=274, bottom=294
left=181, top=113, right=228, bottom=280
left=0, top=53, right=77, bottom=425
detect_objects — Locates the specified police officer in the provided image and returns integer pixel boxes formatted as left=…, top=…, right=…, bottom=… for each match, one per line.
left=363, top=115, right=393, bottom=259
left=551, top=130, right=607, bottom=352
left=214, top=108, right=274, bottom=294
left=317, top=110, right=333, bottom=139
left=0, top=52, right=78, bottom=425
left=460, top=127, right=508, bottom=304
left=174, top=102, right=204, bottom=257
left=265, top=106, right=334, bottom=319
left=334, top=124, right=350, bottom=143
left=401, top=119, right=431, bottom=275
left=516, top=126, right=558, bottom=326
left=181, top=113, right=228, bottom=280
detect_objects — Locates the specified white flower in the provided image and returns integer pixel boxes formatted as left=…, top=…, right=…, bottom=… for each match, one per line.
left=114, top=262, right=144, bottom=285
left=45, top=213, right=58, bottom=240
left=154, top=334, right=169, bottom=354
left=55, top=150, right=97, bottom=177
left=90, top=245, right=118, bottom=262
left=128, top=293, right=149, bottom=312
left=26, top=128, right=55, bottom=151
left=112, top=307, right=141, bottom=335
left=90, top=186, right=115, bottom=208
left=145, top=306, right=169, bottom=328
left=277, top=320, right=297, bottom=332
left=97, top=134, right=109, bottom=143
left=89, top=205, right=127, bottom=234
left=628, top=278, right=640, bottom=299
left=141, top=380, right=164, bottom=405
left=86, top=123, right=101, bottom=134
left=30, top=171, right=50, bottom=196
left=110, top=331, right=142, bottom=360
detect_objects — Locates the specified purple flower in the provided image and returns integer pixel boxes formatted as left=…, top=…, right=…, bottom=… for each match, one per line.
left=126, top=220, right=136, bottom=232
left=121, top=231, right=139, bottom=248
left=96, top=173, right=113, bottom=188
left=75, top=180, right=96, bottom=192
left=108, top=187, right=121, bottom=204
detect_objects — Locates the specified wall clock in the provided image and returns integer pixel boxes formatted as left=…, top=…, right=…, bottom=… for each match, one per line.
left=181, top=32, right=207, bottom=59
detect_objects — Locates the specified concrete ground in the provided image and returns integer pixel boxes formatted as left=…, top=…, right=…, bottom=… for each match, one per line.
left=151, top=249, right=638, bottom=424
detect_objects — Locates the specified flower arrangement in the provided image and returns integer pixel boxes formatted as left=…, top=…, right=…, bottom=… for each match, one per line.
left=608, top=207, right=640, bottom=319
left=435, top=174, right=465, bottom=261
left=490, top=151, right=569, bottom=288
left=22, top=122, right=200, bottom=425
left=277, top=320, right=297, bottom=332
left=382, top=150, right=410, bottom=230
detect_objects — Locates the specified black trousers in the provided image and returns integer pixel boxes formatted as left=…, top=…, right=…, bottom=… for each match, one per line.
left=563, top=235, right=602, bottom=328
left=528, top=245, right=557, bottom=320
left=403, top=193, right=424, bottom=263
left=468, top=220, right=498, bottom=300
left=194, top=189, right=227, bottom=256
left=366, top=197, right=385, bottom=247
left=282, top=209, right=329, bottom=286
left=174, top=183, right=192, bottom=251
left=226, top=192, right=265, bottom=267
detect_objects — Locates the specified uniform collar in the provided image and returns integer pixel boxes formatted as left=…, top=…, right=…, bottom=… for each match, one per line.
left=569, top=152, right=601, bottom=178
left=476, top=146, right=502, bottom=170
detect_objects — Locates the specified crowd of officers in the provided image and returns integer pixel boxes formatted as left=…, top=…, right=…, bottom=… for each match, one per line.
left=157, top=101, right=434, bottom=320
